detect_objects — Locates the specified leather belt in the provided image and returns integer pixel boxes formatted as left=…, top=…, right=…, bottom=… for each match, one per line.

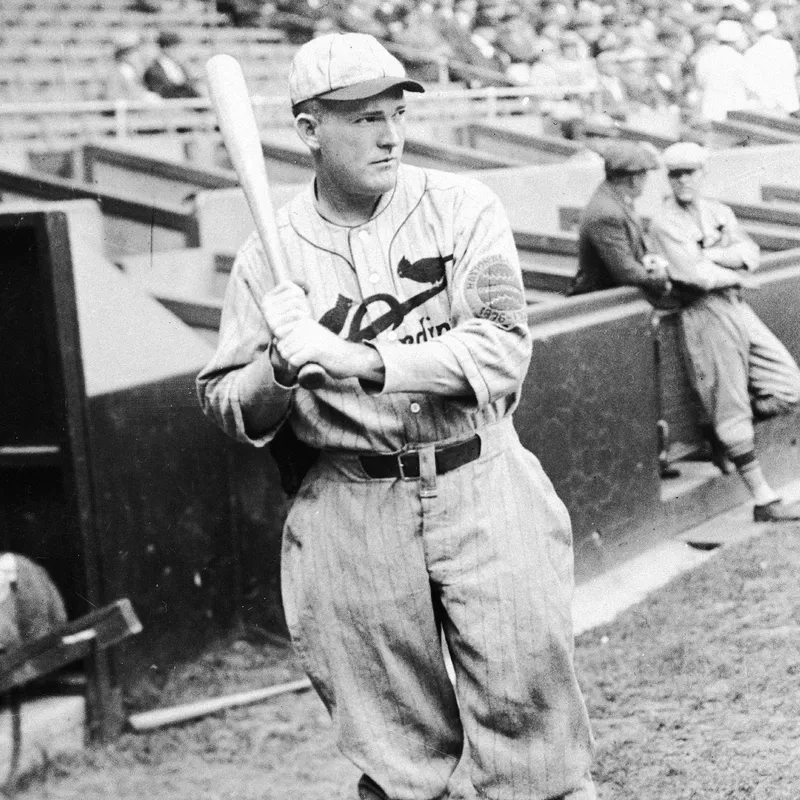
left=359, top=435, right=482, bottom=479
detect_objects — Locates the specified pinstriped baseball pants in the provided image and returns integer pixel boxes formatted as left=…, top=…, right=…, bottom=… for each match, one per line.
left=281, top=418, right=596, bottom=800
left=679, top=293, right=800, bottom=458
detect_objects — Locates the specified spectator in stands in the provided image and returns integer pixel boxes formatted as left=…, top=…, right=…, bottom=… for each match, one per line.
left=104, top=31, right=163, bottom=104
left=143, top=31, right=204, bottom=99
left=573, top=0, right=605, bottom=57
left=495, top=12, right=539, bottom=84
left=568, top=140, right=671, bottom=300
left=556, top=31, right=600, bottom=93
left=217, top=0, right=270, bottom=26
left=744, top=8, right=799, bottom=116
left=595, top=52, right=630, bottom=120
left=694, top=19, right=751, bottom=121
left=389, top=2, right=452, bottom=82
left=651, top=142, right=800, bottom=521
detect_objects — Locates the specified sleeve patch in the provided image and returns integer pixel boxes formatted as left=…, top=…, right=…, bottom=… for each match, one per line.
left=464, top=255, right=527, bottom=330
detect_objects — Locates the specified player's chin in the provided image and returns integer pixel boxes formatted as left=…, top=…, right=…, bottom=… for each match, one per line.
left=366, top=160, right=399, bottom=192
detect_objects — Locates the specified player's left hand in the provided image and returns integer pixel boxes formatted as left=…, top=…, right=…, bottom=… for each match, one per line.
left=273, top=318, right=383, bottom=381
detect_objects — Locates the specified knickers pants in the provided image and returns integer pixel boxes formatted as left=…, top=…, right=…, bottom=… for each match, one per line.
left=281, top=418, right=596, bottom=800
left=680, top=293, right=800, bottom=459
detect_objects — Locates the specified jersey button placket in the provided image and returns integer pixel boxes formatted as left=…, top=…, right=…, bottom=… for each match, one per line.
left=352, top=227, right=379, bottom=293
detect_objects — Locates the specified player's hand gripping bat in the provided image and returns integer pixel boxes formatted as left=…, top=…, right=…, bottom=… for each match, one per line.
left=206, top=54, right=327, bottom=390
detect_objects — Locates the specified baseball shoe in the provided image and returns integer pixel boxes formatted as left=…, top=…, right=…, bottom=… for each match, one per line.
left=358, top=774, right=388, bottom=800
left=753, top=499, right=800, bottom=523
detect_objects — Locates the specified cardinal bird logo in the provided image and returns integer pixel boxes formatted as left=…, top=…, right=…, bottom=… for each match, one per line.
left=397, top=254, right=453, bottom=284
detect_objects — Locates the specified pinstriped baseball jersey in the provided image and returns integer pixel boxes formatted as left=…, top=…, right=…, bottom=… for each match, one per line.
left=197, top=164, right=531, bottom=453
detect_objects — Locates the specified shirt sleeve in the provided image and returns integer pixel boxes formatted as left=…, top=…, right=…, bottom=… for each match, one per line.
left=372, top=183, right=532, bottom=408
left=650, top=210, right=745, bottom=291
left=586, top=215, right=666, bottom=291
left=196, top=235, right=293, bottom=446
left=703, top=204, right=760, bottom=272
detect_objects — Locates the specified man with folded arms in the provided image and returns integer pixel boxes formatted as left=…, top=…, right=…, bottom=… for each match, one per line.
left=651, top=141, right=800, bottom=522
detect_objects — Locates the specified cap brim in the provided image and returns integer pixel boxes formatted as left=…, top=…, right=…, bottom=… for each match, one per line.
left=316, top=76, right=425, bottom=102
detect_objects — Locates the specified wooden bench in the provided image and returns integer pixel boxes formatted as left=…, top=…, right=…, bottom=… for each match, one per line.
left=762, top=184, right=800, bottom=204
left=0, top=166, right=201, bottom=257
left=81, top=142, right=239, bottom=205
left=576, top=119, right=678, bottom=149
left=461, top=120, right=586, bottom=164
left=728, top=109, right=800, bottom=137
left=709, top=118, right=800, bottom=147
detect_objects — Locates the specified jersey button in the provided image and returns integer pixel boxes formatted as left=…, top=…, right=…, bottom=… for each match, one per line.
left=410, top=402, right=421, bottom=414
left=368, top=273, right=380, bottom=284
left=359, top=229, right=370, bottom=240
left=387, top=331, right=398, bottom=341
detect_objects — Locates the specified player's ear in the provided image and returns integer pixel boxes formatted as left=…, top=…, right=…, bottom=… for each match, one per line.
left=295, top=112, right=322, bottom=153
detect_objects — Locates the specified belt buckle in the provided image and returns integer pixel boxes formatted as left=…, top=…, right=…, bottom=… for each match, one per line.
left=397, top=451, right=417, bottom=480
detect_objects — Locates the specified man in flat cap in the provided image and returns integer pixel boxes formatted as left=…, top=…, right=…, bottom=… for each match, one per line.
left=651, top=141, right=800, bottom=522
left=568, top=140, right=671, bottom=299
left=199, top=32, right=596, bottom=800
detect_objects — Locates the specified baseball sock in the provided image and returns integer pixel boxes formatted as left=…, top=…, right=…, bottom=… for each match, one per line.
left=733, top=452, right=779, bottom=506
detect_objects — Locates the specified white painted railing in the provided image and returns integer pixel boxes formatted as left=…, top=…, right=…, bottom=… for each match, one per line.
left=0, top=84, right=600, bottom=145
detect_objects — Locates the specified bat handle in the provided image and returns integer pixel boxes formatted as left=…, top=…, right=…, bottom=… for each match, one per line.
left=297, top=363, right=327, bottom=390
left=242, top=276, right=329, bottom=390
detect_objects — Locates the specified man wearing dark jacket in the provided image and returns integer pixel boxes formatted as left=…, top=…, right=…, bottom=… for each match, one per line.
left=144, top=31, right=202, bottom=99
left=568, top=141, right=671, bottom=301
left=569, top=141, right=677, bottom=478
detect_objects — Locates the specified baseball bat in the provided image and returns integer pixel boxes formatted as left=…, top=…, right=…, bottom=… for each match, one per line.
left=206, top=54, right=327, bottom=390
left=127, top=677, right=312, bottom=731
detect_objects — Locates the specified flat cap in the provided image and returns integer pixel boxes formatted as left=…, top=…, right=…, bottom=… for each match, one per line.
left=662, top=141, right=708, bottom=170
left=602, top=140, right=660, bottom=174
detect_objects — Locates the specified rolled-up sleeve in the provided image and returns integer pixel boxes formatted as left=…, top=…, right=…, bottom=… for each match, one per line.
left=196, top=235, right=293, bottom=446
left=587, top=215, right=664, bottom=291
left=373, top=185, right=531, bottom=407
left=706, top=205, right=760, bottom=271
left=651, top=209, right=744, bottom=291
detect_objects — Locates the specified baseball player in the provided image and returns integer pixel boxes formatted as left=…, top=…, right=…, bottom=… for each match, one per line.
left=198, top=32, right=596, bottom=800
left=651, top=141, right=800, bottom=522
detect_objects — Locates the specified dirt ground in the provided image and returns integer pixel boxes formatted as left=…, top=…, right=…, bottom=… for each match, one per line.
left=13, top=525, right=800, bottom=799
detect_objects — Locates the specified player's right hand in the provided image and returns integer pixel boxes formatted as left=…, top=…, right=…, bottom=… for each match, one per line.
left=260, top=281, right=312, bottom=340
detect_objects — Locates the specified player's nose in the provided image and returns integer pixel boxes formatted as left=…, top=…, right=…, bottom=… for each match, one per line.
left=377, top=118, right=402, bottom=148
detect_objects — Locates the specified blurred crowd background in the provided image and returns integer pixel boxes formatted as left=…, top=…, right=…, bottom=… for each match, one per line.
left=102, top=0, right=800, bottom=138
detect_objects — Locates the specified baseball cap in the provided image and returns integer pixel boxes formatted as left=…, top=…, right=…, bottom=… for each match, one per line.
left=715, top=19, right=744, bottom=42
left=602, top=140, right=660, bottom=174
left=289, top=33, right=425, bottom=107
left=752, top=8, right=778, bottom=32
left=662, top=141, right=708, bottom=170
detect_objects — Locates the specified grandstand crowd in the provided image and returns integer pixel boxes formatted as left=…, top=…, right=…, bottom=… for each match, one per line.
left=87, top=0, right=800, bottom=138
